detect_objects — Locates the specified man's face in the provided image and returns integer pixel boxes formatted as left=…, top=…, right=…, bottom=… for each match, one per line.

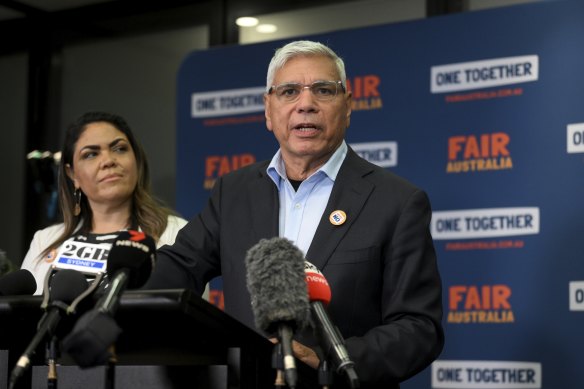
left=264, top=55, right=352, bottom=170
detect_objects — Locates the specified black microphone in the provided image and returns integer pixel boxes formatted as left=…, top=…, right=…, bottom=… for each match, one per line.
left=61, top=230, right=155, bottom=367
left=9, top=269, right=89, bottom=387
left=305, top=261, right=359, bottom=388
left=95, top=230, right=155, bottom=314
left=245, top=237, right=310, bottom=389
left=0, top=269, right=37, bottom=296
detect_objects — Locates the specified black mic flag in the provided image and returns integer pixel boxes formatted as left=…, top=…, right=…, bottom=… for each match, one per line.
left=245, top=237, right=310, bottom=389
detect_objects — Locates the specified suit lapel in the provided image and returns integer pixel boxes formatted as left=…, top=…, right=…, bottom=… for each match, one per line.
left=306, top=149, right=374, bottom=269
left=248, top=164, right=279, bottom=241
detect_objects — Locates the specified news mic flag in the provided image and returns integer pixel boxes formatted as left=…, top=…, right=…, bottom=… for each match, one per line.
left=103, top=230, right=155, bottom=289
left=305, top=261, right=359, bottom=388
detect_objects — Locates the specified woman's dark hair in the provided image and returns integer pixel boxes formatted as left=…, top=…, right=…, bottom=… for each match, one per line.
left=40, top=111, right=173, bottom=259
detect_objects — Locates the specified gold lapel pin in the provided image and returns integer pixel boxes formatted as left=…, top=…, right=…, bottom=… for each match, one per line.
left=329, top=210, right=347, bottom=226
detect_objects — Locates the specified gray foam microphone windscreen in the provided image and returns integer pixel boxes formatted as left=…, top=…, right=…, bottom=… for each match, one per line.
left=245, top=237, right=310, bottom=333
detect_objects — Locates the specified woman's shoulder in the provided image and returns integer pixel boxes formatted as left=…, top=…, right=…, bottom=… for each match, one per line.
left=21, top=223, right=66, bottom=294
left=157, top=214, right=188, bottom=247
left=32, top=223, right=66, bottom=242
left=167, top=214, right=188, bottom=228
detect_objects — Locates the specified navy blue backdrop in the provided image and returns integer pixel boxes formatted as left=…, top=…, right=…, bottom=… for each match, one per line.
left=176, top=1, right=584, bottom=387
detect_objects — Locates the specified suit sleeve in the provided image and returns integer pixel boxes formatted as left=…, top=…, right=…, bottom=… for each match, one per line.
left=144, top=180, right=223, bottom=296
left=344, top=189, right=444, bottom=386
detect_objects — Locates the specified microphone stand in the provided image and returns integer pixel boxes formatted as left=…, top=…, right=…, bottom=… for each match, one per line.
left=105, top=345, right=117, bottom=389
left=271, top=343, right=285, bottom=388
left=47, top=336, right=59, bottom=389
left=278, top=325, right=298, bottom=389
left=317, top=360, right=333, bottom=389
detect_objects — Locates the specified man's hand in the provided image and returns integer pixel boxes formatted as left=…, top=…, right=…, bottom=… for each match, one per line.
left=269, top=338, right=320, bottom=369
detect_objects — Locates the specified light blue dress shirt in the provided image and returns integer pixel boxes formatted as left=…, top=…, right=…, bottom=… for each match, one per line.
left=267, top=141, right=348, bottom=256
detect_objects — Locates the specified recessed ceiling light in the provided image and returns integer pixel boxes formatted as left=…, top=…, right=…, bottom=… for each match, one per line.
left=256, top=24, right=277, bottom=34
left=236, top=17, right=259, bottom=27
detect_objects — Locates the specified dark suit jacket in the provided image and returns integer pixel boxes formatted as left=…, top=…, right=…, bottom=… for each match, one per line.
left=149, top=148, right=444, bottom=388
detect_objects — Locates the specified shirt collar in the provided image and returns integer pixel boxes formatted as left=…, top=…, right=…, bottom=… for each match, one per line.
left=267, top=140, right=347, bottom=189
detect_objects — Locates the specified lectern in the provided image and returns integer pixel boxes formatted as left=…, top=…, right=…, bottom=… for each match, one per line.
left=0, top=289, right=277, bottom=389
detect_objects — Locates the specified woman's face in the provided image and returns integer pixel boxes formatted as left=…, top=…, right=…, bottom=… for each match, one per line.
left=67, top=121, right=138, bottom=210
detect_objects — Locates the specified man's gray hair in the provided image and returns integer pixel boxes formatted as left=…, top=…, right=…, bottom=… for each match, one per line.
left=266, top=40, right=347, bottom=92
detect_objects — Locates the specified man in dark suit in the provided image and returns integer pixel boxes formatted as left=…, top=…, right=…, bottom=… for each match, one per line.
left=147, top=40, right=443, bottom=388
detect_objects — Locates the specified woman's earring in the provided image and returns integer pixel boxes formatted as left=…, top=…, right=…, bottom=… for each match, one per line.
left=74, top=189, right=81, bottom=216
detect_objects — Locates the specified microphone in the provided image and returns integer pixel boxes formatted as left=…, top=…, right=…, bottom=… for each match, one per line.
left=9, top=269, right=89, bottom=387
left=305, top=261, right=359, bottom=388
left=95, top=230, right=155, bottom=314
left=61, top=230, right=155, bottom=367
left=245, top=237, right=310, bottom=389
left=0, top=269, right=37, bottom=296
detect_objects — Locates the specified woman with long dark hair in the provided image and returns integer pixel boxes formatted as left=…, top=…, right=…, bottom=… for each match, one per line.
left=21, top=111, right=187, bottom=294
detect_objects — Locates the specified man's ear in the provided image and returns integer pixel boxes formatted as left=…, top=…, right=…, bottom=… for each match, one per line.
left=345, top=90, right=353, bottom=122
left=264, top=94, right=273, bottom=132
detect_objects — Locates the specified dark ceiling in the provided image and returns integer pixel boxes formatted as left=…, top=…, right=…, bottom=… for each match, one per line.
left=0, top=0, right=466, bottom=56
left=1, top=0, right=422, bottom=56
